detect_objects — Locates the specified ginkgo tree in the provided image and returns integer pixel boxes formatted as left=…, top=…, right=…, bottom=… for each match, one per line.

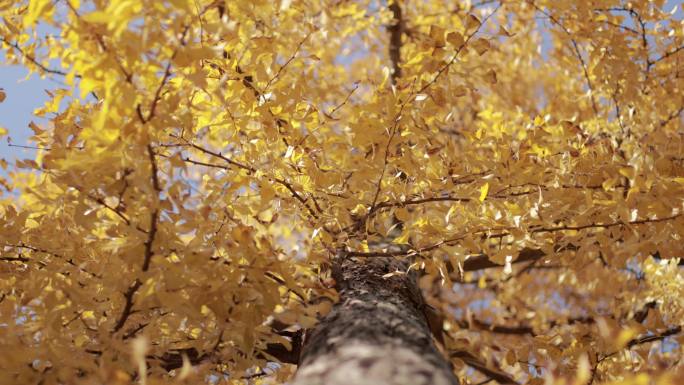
left=1, top=0, right=683, bottom=384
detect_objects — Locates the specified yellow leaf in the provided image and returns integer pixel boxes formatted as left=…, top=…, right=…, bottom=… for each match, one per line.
left=504, top=349, right=516, bottom=366
left=298, top=314, right=318, bottom=328
left=312, top=301, right=333, bottom=317
left=25, top=0, right=54, bottom=25
left=81, top=11, right=110, bottom=24
left=477, top=274, right=487, bottom=288
left=392, top=229, right=410, bottom=244
left=574, top=354, right=591, bottom=385
left=445, top=205, right=458, bottom=223
left=479, top=182, right=489, bottom=202
left=275, top=310, right=297, bottom=325
left=447, top=32, right=465, bottom=47
left=471, top=38, right=490, bottom=55
left=429, top=25, right=446, bottom=47
left=465, top=14, right=481, bottom=31
left=619, top=167, right=634, bottom=179
left=533, top=115, right=544, bottom=126
left=452, top=86, right=468, bottom=97
left=395, top=207, right=410, bottom=221
left=380, top=66, right=391, bottom=88
left=484, top=69, right=497, bottom=84
left=498, top=25, right=514, bottom=37
left=82, top=310, right=95, bottom=320
left=351, top=204, right=368, bottom=216
left=74, top=334, right=89, bottom=347
left=0, top=89, right=6, bottom=103
left=615, top=328, right=637, bottom=349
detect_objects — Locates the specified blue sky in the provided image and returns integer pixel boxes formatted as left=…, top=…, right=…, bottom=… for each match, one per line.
left=0, top=18, right=63, bottom=171
left=0, top=64, right=53, bottom=162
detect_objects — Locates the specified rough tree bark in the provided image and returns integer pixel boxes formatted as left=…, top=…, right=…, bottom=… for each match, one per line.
left=291, top=254, right=459, bottom=385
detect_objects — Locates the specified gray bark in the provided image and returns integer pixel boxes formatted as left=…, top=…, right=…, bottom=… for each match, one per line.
left=291, top=254, right=459, bottom=385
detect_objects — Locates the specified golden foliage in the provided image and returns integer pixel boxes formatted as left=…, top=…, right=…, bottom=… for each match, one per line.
left=0, top=0, right=683, bottom=384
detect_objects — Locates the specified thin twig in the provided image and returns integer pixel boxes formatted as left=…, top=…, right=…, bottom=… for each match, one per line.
left=265, top=32, right=312, bottom=91
left=142, top=145, right=160, bottom=272
left=326, top=83, right=359, bottom=119
left=450, top=350, right=519, bottom=384
left=175, top=137, right=320, bottom=218
left=652, top=45, right=684, bottom=64
left=416, top=4, right=501, bottom=96
left=348, top=214, right=681, bottom=258
left=0, top=37, right=69, bottom=76
left=531, top=2, right=599, bottom=114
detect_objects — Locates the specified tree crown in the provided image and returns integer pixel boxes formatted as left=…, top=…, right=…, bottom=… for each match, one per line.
left=0, top=0, right=683, bottom=384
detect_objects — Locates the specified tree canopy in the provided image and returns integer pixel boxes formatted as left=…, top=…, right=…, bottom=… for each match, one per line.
left=0, top=0, right=683, bottom=384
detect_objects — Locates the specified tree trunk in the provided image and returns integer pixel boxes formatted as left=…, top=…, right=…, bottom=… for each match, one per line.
left=291, top=254, right=458, bottom=385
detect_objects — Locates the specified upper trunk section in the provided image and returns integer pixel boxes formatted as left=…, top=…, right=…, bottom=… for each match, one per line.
left=291, top=254, right=458, bottom=385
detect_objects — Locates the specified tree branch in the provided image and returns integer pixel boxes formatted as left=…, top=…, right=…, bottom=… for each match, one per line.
left=176, top=137, right=320, bottom=219
left=388, top=0, right=403, bottom=84
left=652, top=44, right=684, bottom=64
left=0, top=37, right=69, bottom=76
left=454, top=318, right=534, bottom=336
left=416, top=4, right=501, bottom=96
left=112, top=279, right=143, bottom=333
left=265, top=32, right=312, bottom=91
left=142, top=145, right=160, bottom=272
left=626, top=326, right=682, bottom=349
left=450, top=350, right=519, bottom=384
left=530, top=2, right=599, bottom=114
left=112, top=147, right=160, bottom=334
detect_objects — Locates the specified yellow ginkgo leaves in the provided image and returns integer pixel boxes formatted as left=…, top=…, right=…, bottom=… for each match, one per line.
left=1, top=1, right=683, bottom=385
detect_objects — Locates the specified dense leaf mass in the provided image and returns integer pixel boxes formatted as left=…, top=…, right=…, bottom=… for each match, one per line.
left=0, top=0, right=683, bottom=384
